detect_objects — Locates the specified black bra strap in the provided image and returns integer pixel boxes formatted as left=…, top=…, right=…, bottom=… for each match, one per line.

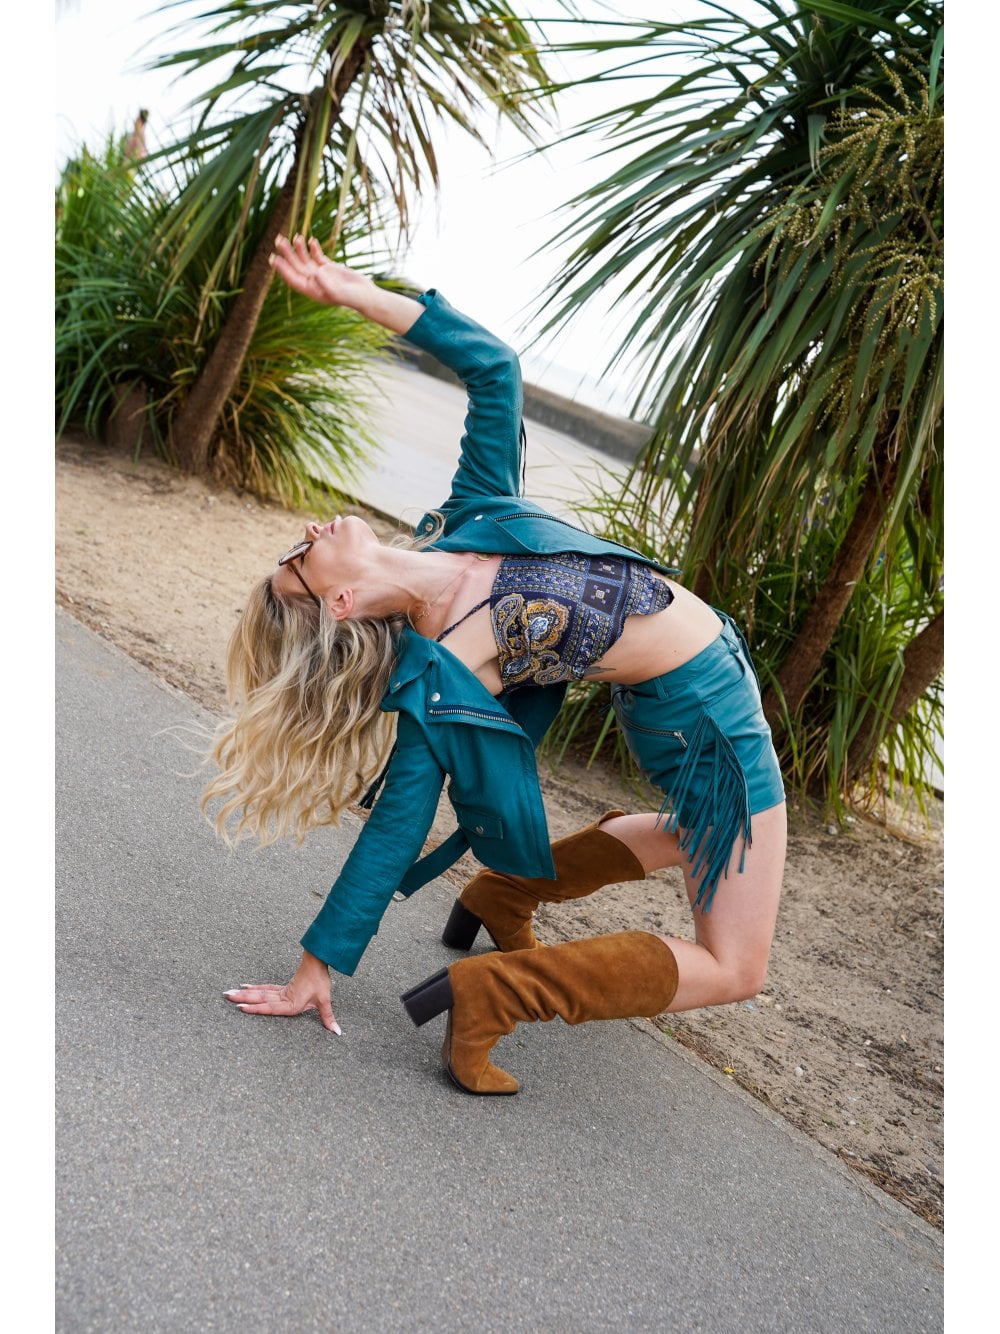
left=436, top=596, right=491, bottom=642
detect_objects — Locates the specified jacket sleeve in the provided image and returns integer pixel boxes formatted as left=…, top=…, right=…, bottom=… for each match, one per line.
left=402, top=289, right=524, bottom=507
left=300, top=713, right=446, bottom=976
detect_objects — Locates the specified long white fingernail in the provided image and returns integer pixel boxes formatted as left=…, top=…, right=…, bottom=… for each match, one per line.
left=332, top=1021, right=342, bottom=1036
left=224, top=989, right=240, bottom=996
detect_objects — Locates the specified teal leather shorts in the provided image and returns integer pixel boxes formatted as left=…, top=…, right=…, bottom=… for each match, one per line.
left=610, top=613, right=784, bottom=911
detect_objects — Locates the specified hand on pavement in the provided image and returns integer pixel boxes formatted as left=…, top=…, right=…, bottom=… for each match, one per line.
left=224, top=949, right=341, bottom=1034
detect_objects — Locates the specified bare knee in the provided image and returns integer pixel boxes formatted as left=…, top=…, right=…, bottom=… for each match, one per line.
left=734, top=959, right=769, bottom=1002
left=714, top=952, right=770, bottom=1004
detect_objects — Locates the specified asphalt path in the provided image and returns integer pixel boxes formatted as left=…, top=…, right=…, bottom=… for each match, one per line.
left=55, top=610, right=943, bottom=1333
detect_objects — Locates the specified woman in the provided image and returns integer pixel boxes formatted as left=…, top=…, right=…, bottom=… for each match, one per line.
left=213, top=234, right=786, bottom=1096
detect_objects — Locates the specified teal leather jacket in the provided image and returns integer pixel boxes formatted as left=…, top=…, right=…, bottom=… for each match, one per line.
left=301, top=290, right=676, bottom=975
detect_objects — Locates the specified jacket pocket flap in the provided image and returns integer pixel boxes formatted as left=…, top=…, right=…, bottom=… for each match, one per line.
left=452, top=803, right=504, bottom=841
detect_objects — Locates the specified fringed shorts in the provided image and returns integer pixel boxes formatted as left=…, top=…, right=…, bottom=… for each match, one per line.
left=610, top=612, right=784, bottom=912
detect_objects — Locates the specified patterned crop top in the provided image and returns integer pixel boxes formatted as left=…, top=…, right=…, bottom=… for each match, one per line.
left=437, top=552, right=674, bottom=690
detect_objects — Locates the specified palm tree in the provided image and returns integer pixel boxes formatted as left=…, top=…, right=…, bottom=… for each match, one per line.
left=535, top=0, right=943, bottom=798
left=149, top=0, right=558, bottom=474
left=56, top=138, right=393, bottom=506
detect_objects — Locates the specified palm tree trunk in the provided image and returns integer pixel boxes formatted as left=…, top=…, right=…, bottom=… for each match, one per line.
left=170, top=43, right=370, bottom=474
left=845, top=609, right=944, bottom=782
left=170, top=177, right=297, bottom=473
left=763, top=439, right=898, bottom=731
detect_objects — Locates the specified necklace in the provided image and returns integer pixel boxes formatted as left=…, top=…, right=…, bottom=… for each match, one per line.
left=410, top=551, right=493, bottom=624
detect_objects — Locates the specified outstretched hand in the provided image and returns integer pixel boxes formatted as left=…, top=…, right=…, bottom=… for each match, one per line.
left=224, top=949, right=341, bottom=1034
left=268, top=234, right=373, bottom=310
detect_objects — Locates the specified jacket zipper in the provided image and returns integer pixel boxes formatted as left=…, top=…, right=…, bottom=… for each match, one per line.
left=428, top=706, right=514, bottom=724
left=494, top=511, right=589, bottom=529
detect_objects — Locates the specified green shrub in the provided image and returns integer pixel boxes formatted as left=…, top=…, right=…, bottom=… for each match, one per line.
left=542, top=471, right=943, bottom=817
left=56, top=139, right=391, bottom=507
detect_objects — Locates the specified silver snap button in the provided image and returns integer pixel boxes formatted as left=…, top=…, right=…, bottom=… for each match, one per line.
left=430, top=691, right=441, bottom=702
left=424, top=521, right=433, bottom=531
left=473, top=514, right=483, bottom=521
left=391, top=681, right=401, bottom=691
left=474, top=825, right=484, bottom=835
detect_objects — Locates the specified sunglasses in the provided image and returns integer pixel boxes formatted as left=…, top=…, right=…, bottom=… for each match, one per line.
left=277, top=540, right=322, bottom=608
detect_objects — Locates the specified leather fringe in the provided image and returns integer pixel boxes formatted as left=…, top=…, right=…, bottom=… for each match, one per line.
left=656, top=709, right=751, bottom=911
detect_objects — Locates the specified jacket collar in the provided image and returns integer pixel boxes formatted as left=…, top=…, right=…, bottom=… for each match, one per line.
left=386, top=625, right=436, bottom=692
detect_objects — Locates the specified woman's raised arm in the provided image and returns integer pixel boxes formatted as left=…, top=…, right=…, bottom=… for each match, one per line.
left=272, top=234, right=524, bottom=506
left=269, top=234, right=425, bottom=335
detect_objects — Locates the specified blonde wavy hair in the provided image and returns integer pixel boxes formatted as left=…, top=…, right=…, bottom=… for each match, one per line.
left=203, top=516, right=440, bottom=847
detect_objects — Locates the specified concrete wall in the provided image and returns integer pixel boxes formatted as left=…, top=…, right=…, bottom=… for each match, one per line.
left=392, top=345, right=652, bottom=466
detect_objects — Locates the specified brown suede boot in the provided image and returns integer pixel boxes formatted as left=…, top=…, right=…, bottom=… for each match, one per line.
left=441, top=810, right=646, bottom=952
left=402, top=931, right=679, bottom=1095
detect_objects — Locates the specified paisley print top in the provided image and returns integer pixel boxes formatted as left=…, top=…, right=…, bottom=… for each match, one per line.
left=488, top=552, right=673, bottom=690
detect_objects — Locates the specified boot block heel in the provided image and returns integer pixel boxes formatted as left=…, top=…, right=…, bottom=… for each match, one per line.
left=441, top=899, right=482, bottom=950
left=400, top=968, right=454, bottom=1026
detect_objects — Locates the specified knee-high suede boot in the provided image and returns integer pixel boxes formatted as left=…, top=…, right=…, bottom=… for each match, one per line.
left=441, top=810, right=646, bottom=953
left=401, top=931, right=679, bottom=1095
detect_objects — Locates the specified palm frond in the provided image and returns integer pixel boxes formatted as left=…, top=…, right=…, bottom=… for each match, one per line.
left=145, top=1, right=564, bottom=276
left=532, top=1, right=943, bottom=810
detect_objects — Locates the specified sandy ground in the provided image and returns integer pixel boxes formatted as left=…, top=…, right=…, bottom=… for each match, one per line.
left=55, top=432, right=944, bottom=1229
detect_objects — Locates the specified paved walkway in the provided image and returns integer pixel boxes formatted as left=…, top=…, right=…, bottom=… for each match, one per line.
left=56, top=609, right=943, bottom=1332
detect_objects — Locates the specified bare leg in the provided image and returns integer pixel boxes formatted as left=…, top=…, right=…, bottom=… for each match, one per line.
left=598, top=805, right=787, bottom=1012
